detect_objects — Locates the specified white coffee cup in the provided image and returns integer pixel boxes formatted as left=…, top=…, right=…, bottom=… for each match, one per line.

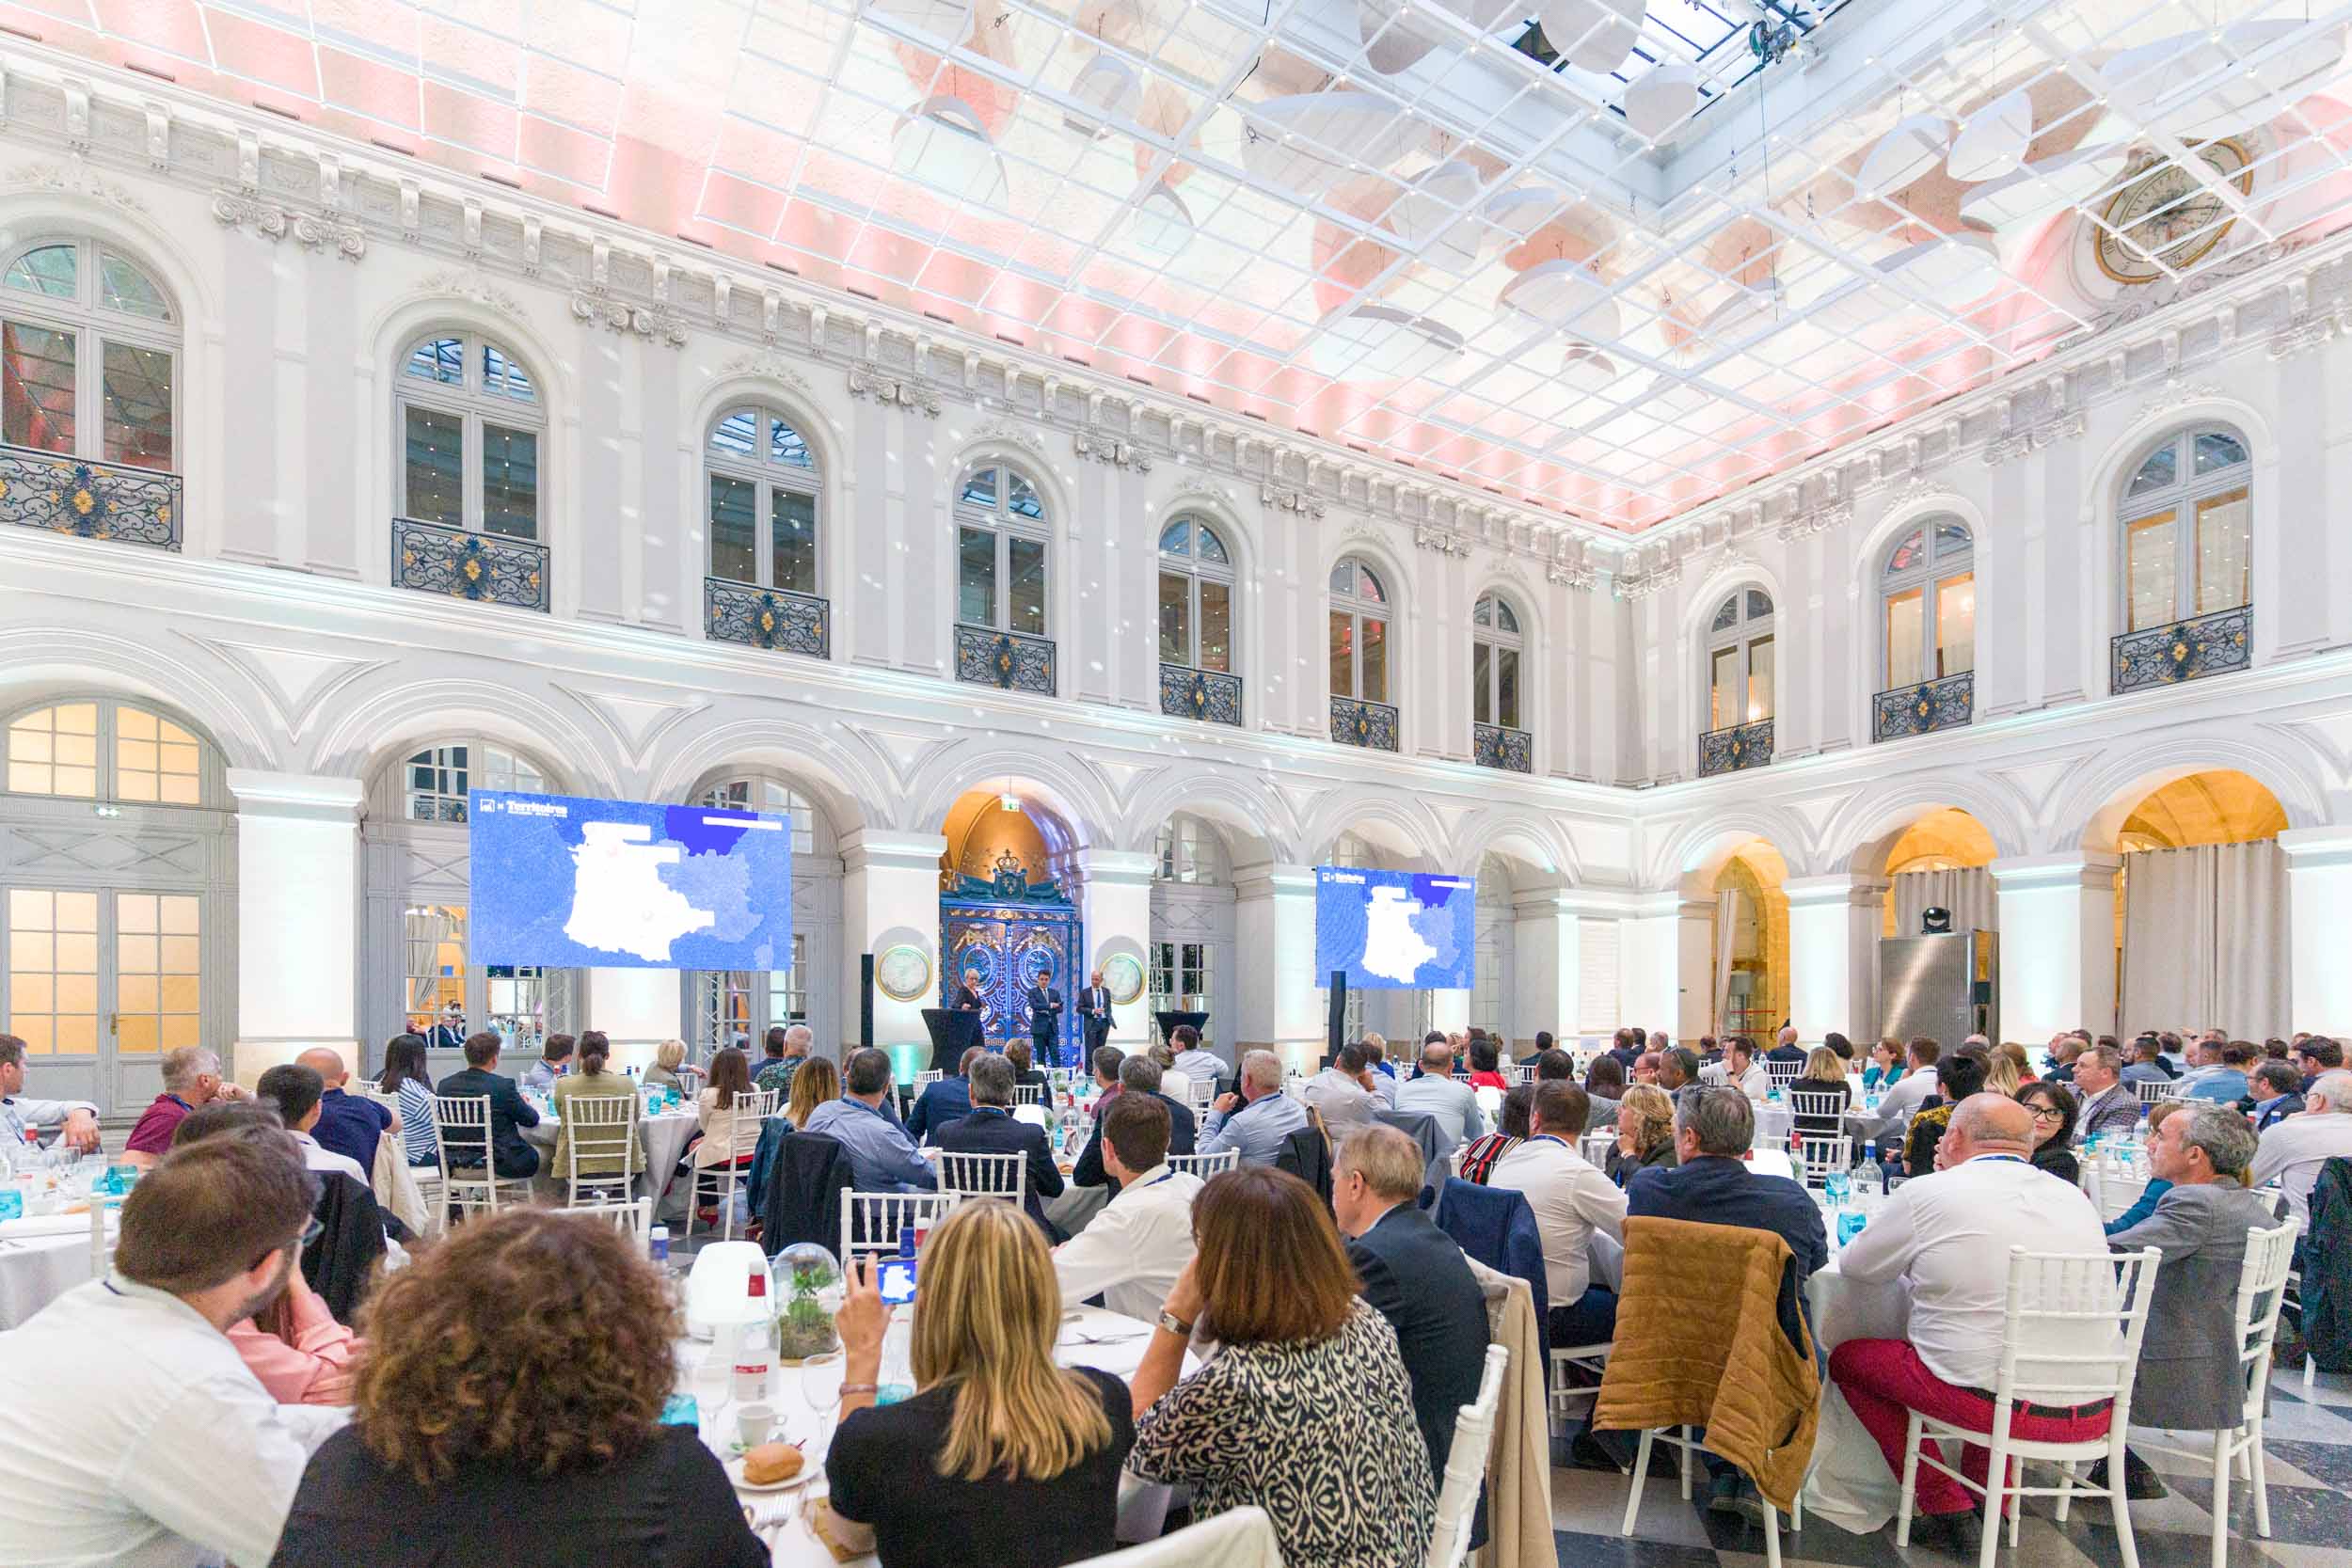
left=737, top=1402, right=776, bottom=1448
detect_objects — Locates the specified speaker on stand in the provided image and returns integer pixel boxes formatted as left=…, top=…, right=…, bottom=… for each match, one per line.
left=859, top=954, right=875, bottom=1052
left=1325, top=970, right=1348, bottom=1069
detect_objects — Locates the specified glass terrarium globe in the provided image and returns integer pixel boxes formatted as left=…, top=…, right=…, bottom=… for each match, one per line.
left=774, top=1242, right=845, bottom=1361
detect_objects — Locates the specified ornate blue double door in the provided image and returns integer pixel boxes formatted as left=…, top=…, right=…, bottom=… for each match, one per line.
left=939, top=895, right=1083, bottom=1068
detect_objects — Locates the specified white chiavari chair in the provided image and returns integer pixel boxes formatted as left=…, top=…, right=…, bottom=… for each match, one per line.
left=431, top=1095, right=533, bottom=1222
left=1793, top=1132, right=1854, bottom=1188
left=839, top=1191, right=961, bottom=1265
left=561, top=1093, right=641, bottom=1208
left=1764, top=1056, right=1806, bottom=1088
left=683, top=1087, right=776, bottom=1243
left=1166, top=1149, right=1239, bottom=1179
left=938, top=1150, right=1026, bottom=1209
left=1425, top=1344, right=1510, bottom=1568
left=1011, top=1083, right=1046, bottom=1108
left=559, top=1196, right=656, bottom=1255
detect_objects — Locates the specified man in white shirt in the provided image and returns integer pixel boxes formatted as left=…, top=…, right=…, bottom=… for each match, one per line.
left=1487, top=1080, right=1626, bottom=1344
left=0, top=1032, right=101, bottom=1164
left=1394, top=1037, right=1487, bottom=1149
left=1830, top=1095, right=2116, bottom=1550
left=1168, top=1026, right=1225, bottom=1097
left=2250, top=1069, right=2352, bottom=1227
left=1053, top=1091, right=1201, bottom=1320
left=258, top=1062, right=372, bottom=1185
left=1700, top=1037, right=1770, bottom=1101
left=1855, top=1037, right=1942, bottom=1141
left=1301, top=1042, right=1381, bottom=1132
left=0, top=1129, right=347, bottom=1568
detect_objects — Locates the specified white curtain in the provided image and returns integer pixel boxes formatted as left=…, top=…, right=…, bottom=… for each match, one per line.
left=1891, top=867, right=1998, bottom=939
left=1713, top=889, right=1740, bottom=1033
left=2119, top=841, right=2290, bottom=1038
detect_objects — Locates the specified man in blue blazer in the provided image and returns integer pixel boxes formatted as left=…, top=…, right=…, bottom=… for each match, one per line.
left=1072, top=1055, right=1194, bottom=1191
left=432, top=1031, right=540, bottom=1179
left=933, top=1053, right=1064, bottom=1236
left=906, top=1045, right=982, bottom=1142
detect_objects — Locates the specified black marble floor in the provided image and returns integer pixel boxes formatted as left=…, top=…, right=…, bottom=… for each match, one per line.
left=1551, top=1367, right=2352, bottom=1568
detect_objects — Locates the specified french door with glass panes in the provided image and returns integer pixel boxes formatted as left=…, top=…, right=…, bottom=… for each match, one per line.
left=5, top=886, right=201, bottom=1117
left=691, top=934, right=808, bottom=1059
left=399, top=901, right=572, bottom=1061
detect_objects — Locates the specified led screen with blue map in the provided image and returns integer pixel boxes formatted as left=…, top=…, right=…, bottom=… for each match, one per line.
left=468, top=789, right=794, bottom=970
left=1313, top=866, right=1476, bottom=990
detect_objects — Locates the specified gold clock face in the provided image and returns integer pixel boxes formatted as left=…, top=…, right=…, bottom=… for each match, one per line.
left=2094, top=138, right=2255, bottom=285
left=876, top=942, right=932, bottom=1003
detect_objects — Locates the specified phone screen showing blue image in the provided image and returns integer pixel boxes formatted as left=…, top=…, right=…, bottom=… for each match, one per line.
left=879, top=1258, right=917, bottom=1305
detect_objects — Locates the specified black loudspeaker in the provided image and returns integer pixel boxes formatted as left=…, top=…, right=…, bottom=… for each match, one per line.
left=860, top=954, right=875, bottom=1050
left=1326, top=970, right=1348, bottom=1067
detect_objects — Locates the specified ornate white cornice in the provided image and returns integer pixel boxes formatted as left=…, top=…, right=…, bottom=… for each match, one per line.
left=1261, top=484, right=1326, bottom=520
left=1616, top=557, right=1682, bottom=601
left=1774, top=498, right=1851, bottom=543
left=715, top=350, right=816, bottom=400
left=1412, top=523, right=1474, bottom=557
left=209, top=187, right=366, bottom=259
left=1547, top=559, right=1600, bottom=590
left=958, top=420, right=1048, bottom=463
left=2266, top=307, right=2352, bottom=362
left=846, top=360, right=941, bottom=416
left=2136, top=378, right=2228, bottom=423
left=1982, top=409, right=2085, bottom=467
left=570, top=289, right=687, bottom=347
left=1073, top=430, right=1151, bottom=471
left=414, top=267, right=527, bottom=322
left=8, top=158, right=142, bottom=213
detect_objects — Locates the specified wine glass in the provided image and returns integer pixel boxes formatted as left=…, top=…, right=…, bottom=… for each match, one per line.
left=691, top=1345, right=731, bottom=1445
left=800, top=1350, right=844, bottom=1454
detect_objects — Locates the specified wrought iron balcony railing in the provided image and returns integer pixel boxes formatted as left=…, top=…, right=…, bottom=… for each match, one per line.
left=1473, top=722, right=1532, bottom=772
left=2112, top=604, right=2251, bottom=696
left=954, top=624, right=1056, bottom=696
left=1160, top=663, right=1242, bottom=725
left=392, top=516, right=549, bottom=612
left=1329, top=694, right=1400, bottom=752
left=1698, top=718, right=1773, bottom=778
left=0, top=445, right=181, bottom=551
left=706, top=577, right=829, bottom=658
left=1873, top=670, right=1974, bottom=743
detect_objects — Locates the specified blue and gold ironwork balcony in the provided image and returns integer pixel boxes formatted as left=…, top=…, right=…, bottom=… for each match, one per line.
left=1698, top=718, right=1772, bottom=778
left=1873, top=670, right=1974, bottom=743
left=1473, top=721, right=1532, bottom=772
left=706, top=577, right=828, bottom=659
left=392, top=516, right=549, bottom=612
left=955, top=624, right=1056, bottom=695
left=2112, top=604, right=2251, bottom=695
left=1159, top=663, right=1242, bottom=726
left=0, top=445, right=180, bottom=551
left=1329, top=694, right=1399, bottom=752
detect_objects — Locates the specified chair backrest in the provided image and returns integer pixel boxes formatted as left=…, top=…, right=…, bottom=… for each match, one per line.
left=674, top=1064, right=706, bottom=1098
left=914, top=1069, right=945, bottom=1092
left=1063, top=1505, right=1279, bottom=1567
left=939, top=1149, right=1026, bottom=1205
left=1011, top=1083, right=1046, bottom=1107
left=1425, top=1342, right=1512, bottom=1568
left=561, top=1196, right=655, bottom=1253
left=1788, top=1088, right=1847, bottom=1118
left=839, top=1190, right=961, bottom=1262
left=1793, top=1132, right=1852, bottom=1187
left=712, top=1088, right=777, bottom=1159
left=1450, top=1071, right=1474, bottom=1085
left=2134, top=1080, right=2172, bottom=1104
left=1765, top=1055, right=1805, bottom=1085
left=1182, top=1075, right=1218, bottom=1118
left=564, top=1093, right=640, bottom=1177
left=88, top=1199, right=116, bottom=1277
left=430, top=1095, right=493, bottom=1176
left=2234, top=1219, right=2303, bottom=1420
left=1989, top=1245, right=2162, bottom=1414
left=1167, top=1149, right=1239, bottom=1179
left=1581, top=1130, right=1616, bottom=1166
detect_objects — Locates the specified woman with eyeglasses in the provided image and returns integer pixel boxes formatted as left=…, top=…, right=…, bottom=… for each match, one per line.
left=2016, top=1080, right=2081, bottom=1184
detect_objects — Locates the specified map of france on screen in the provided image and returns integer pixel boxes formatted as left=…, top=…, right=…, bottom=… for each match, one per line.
left=1313, top=866, right=1476, bottom=990
left=469, top=790, right=794, bottom=970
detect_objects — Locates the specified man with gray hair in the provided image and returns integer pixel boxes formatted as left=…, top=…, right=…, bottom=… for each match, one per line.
left=803, top=1047, right=939, bottom=1192
left=1199, top=1048, right=1309, bottom=1165
left=123, top=1045, right=249, bottom=1169
left=754, top=1022, right=814, bottom=1098
left=2068, top=1043, right=2141, bottom=1143
left=934, top=1050, right=1064, bottom=1233
left=2250, top=1069, right=2352, bottom=1228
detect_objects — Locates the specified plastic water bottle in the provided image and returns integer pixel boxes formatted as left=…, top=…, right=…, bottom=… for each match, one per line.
left=1852, top=1161, right=1883, bottom=1202
left=649, top=1224, right=671, bottom=1269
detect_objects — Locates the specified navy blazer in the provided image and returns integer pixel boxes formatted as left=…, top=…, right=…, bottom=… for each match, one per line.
left=905, top=1076, right=973, bottom=1142
left=1072, top=1092, right=1196, bottom=1191
left=933, top=1106, right=1065, bottom=1232
left=1626, top=1153, right=1828, bottom=1312
left=432, top=1067, right=540, bottom=1179
left=1348, top=1205, right=1490, bottom=1481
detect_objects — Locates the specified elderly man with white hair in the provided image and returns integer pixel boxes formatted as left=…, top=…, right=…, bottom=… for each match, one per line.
left=122, top=1045, right=249, bottom=1169
left=1197, top=1048, right=1309, bottom=1165
left=2249, top=1069, right=2352, bottom=1228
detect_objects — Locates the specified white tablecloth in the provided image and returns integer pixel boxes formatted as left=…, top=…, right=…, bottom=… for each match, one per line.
left=522, top=1109, right=701, bottom=1196
left=0, top=1210, right=115, bottom=1329
left=1800, top=1232, right=1914, bottom=1533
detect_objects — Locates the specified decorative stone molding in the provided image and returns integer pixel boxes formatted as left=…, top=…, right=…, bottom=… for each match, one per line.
left=717, top=351, right=817, bottom=400
left=1547, top=559, right=1600, bottom=591
left=2136, top=378, right=2228, bottom=424
left=415, top=268, right=529, bottom=323
left=210, top=188, right=287, bottom=241
left=1260, top=484, right=1326, bottom=520
left=9, top=160, right=144, bottom=214
left=2266, top=309, right=2351, bottom=362
left=1982, top=409, right=2084, bottom=466
left=846, top=361, right=941, bottom=416
left=570, top=290, right=688, bottom=347
left=1163, top=482, right=1243, bottom=518
left=1775, top=499, right=1851, bottom=543
left=1073, top=430, right=1152, bottom=471
left=209, top=188, right=367, bottom=259
left=959, top=420, right=1046, bottom=462
left=1413, top=524, right=1473, bottom=557
left=1616, top=558, right=1682, bottom=601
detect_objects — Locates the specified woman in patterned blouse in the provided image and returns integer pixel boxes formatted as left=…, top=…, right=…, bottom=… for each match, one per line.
left=1125, top=1165, right=1434, bottom=1568
left=1457, top=1081, right=1532, bottom=1184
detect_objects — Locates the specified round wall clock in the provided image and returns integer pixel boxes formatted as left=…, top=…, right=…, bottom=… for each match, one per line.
left=2093, top=138, right=2254, bottom=285
left=875, top=942, right=932, bottom=1003
left=1103, top=952, right=1147, bottom=1006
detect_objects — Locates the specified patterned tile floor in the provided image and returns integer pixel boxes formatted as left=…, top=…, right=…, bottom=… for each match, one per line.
left=1552, top=1369, right=2352, bottom=1568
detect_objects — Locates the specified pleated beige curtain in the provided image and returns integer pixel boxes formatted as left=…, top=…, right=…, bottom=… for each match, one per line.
left=2119, top=841, right=2290, bottom=1038
left=1890, top=867, right=1998, bottom=940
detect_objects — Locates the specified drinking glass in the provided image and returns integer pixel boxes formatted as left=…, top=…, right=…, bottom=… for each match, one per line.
left=691, top=1347, right=731, bottom=1443
left=800, top=1349, right=845, bottom=1452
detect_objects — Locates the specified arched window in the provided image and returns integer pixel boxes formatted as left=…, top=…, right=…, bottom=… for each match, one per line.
left=400, top=741, right=545, bottom=823
left=706, top=405, right=818, bottom=594
left=1157, top=515, right=1234, bottom=674
left=1328, top=558, right=1391, bottom=705
left=0, top=237, right=176, bottom=469
left=1880, top=517, right=1975, bottom=689
left=955, top=465, right=1049, bottom=637
left=2122, top=425, right=2250, bottom=632
left=4, top=698, right=210, bottom=804
left=1705, top=588, right=1774, bottom=732
left=397, top=331, right=543, bottom=539
left=1471, top=592, right=1523, bottom=732
left=1153, top=815, right=1231, bottom=885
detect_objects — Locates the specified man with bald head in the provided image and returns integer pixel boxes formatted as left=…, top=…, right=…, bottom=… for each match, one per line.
left=1829, top=1093, right=2114, bottom=1548
left=299, top=1045, right=399, bottom=1176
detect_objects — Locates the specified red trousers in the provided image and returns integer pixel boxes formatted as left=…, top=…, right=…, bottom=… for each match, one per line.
left=1829, top=1338, right=2112, bottom=1515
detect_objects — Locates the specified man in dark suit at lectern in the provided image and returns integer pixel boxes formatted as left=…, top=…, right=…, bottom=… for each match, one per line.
left=1026, top=969, right=1065, bottom=1069
left=1075, top=968, right=1116, bottom=1058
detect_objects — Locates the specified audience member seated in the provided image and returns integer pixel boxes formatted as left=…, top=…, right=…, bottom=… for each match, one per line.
left=1830, top=1095, right=2114, bottom=1550
left=1053, top=1093, right=1201, bottom=1318
left=2250, top=1069, right=2352, bottom=1228
left=1629, top=1051, right=1662, bottom=1086
left=1457, top=1084, right=1530, bottom=1185
left=690, top=1046, right=766, bottom=1190
left=1072, top=1054, right=1195, bottom=1190
left=2017, top=1080, right=2080, bottom=1184
left=1581, top=1053, right=1626, bottom=1129
left=2245, top=1060, right=2306, bottom=1132
left=124, top=1043, right=249, bottom=1169
left=1168, top=1026, right=1224, bottom=1095
left=1862, top=1037, right=1907, bottom=1094
left=1082, top=1046, right=1124, bottom=1118
left=2045, top=1036, right=2084, bottom=1082
left=548, top=1030, right=637, bottom=1186
left=434, top=1031, right=540, bottom=1180
left=1701, top=1037, right=1769, bottom=1101
left=2098, top=1103, right=2289, bottom=1501
left=2298, top=1037, right=2344, bottom=1095
left=1764, top=1026, right=1807, bottom=1066
left=1198, top=1049, right=1310, bottom=1166
left=936, top=1053, right=1064, bottom=1232
left=907, top=1046, right=983, bottom=1142
left=803, top=1048, right=939, bottom=1192
left=271, top=1209, right=765, bottom=1568
left=754, top=1023, right=813, bottom=1099
left=0, top=1031, right=102, bottom=1162
left=1625, top=1085, right=1826, bottom=1522
left=1394, top=1037, right=1487, bottom=1149
left=1357, top=1037, right=1399, bottom=1108
left=2069, top=1044, right=2141, bottom=1143
left=1901, top=1052, right=1988, bottom=1179
left=1535, top=1047, right=1577, bottom=1082
left=1872, top=1038, right=1943, bottom=1125
left=1332, top=1125, right=1489, bottom=1481
left=298, top=1048, right=397, bottom=1177
left=0, top=1127, right=344, bottom=1566
left=2121, top=1035, right=2178, bottom=1086
left=1605, top=1084, right=1678, bottom=1186
left=1992, top=1040, right=2038, bottom=1090
left=2104, top=1101, right=2186, bottom=1236
left=1657, top=1047, right=1700, bottom=1094
left=1005, top=1039, right=1050, bottom=1092
left=259, top=1064, right=372, bottom=1187
left=783, top=1054, right=840, bottom=1129
left=642, top=1037, right=688, bottom=1093
left=1489, top=1080, right=1626, bottom=1345
left=518, top=1032, right=574, bottom=1096
left=1465, top=1037, right=1509, bottom=1091
left=375, top=1035, right=439, bottom=1168
left=1790, top=1047, right=1852, bottom=1138
left=1128, top=1166, right=1435, bottom=1568
left=1823, top=1031, right=1855, bottom=1064
left=1605, top=1027, right=1644, bottom=1069
left=1302, top=1041, right=1382, bottom=1132
left=2181, top=1039, right=2256, bottom=1103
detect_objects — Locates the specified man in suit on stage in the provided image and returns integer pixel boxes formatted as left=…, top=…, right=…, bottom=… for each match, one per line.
left=1075, top=968, right=1115, bottom=1057
left=422, top=1002, right=467, bottom=1053
left=1026, top=967, right=1066, bottom=1069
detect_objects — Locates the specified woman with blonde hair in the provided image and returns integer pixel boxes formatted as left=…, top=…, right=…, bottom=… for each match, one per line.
left=1790, top=1045, right=1854, bottom=1139
left=823, top=1201, right=1133, bottom=1566
left=1981, top=1046, right=2024, bottom=1099
left=1606, top=1083, right=1677, bottom=1186
left=784, top=1053, right=839, bottom=1129
left=642, top=1037, right=688, bottom=1092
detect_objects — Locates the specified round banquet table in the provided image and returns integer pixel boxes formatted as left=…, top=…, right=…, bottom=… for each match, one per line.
left=683, top=1304, right=1192, bottom=1565
left=0, top=1209, right=117, bottom=1329
left=1751, top=1076, right=1879, bottom=1151
left=522, top=1107, right=700, bottom=1197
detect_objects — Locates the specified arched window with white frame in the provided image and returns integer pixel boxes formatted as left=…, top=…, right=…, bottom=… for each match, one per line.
left=1328, top=557, right=1396, bottom=752
left=1157, top=515, right=1239, bottom=725
left=953, top=464, right=1054, bottom=695
left=1873, top=517, right=1976, bottom=740
left=1471, top=591, right=1529, bottom=772
left=1699, top=588, right=1774, bottom=776
left=2114, top=425, right=2253, bottom=693
left=704, top=404, right=827, bottom=657
left=396, top=331, right=543, bottom=539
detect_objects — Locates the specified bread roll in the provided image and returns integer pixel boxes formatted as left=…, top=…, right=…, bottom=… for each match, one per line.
left=742, top=1442, right=804, bottom=1485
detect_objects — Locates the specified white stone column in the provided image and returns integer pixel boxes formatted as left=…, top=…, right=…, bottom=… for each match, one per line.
left=840, top=829, right=951, bottom=1061
left=1512, top=889, right=1581, bottom=1048
left=1784, top=874, right=1887, bottom=1044
left=583, top=968, right=681, bottom=1072
left=228, top=770, right=363, bottom=1083
left=1076, top=848, right=1157, bottom=1050
left=1621, top=894, right=1714, bottom=1044
left=1232, top=861, right=1323, bottom=1074
left=2281, top=827, right=2352, bottom=1038
left=1991, top=853, right=2120, bottom=1041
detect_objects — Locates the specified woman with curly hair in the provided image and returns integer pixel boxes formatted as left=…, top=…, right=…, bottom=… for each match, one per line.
left=1605, top=1084, right=1677, bottom=1186
left=269, top=1209, right=766, bottom=1568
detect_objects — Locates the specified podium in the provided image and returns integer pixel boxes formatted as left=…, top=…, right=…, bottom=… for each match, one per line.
left=920, top=1007, right=983, bottom=1074
left=1153, top=1010, right=1210, bottom=1050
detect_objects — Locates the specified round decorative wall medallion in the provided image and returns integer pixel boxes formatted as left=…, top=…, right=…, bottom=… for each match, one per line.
left=2093, top=138, right=2254, bottom=286
left=1103, top=952, right=1147, bottom=1006
left=875, top=943, right=932, bottom=1003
